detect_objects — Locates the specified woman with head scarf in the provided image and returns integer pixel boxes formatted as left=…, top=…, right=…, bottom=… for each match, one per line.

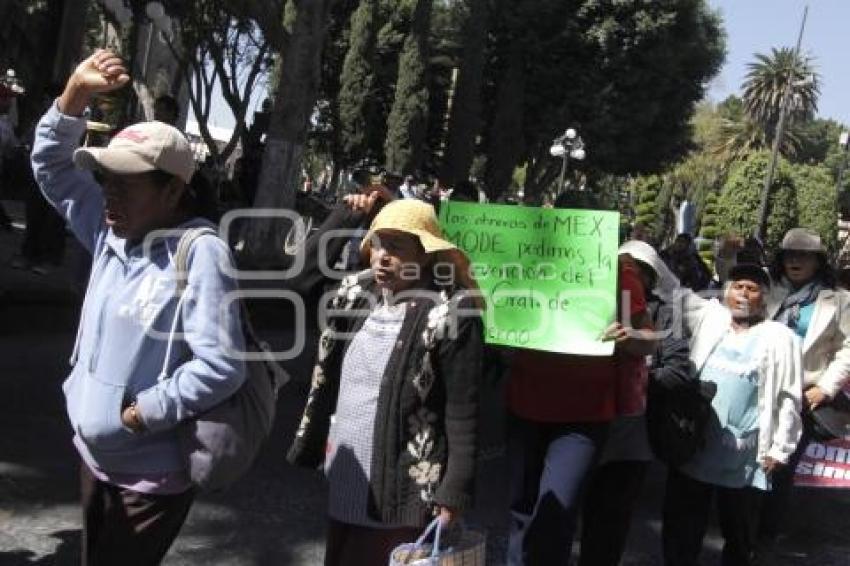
left=506, top=191, right=658, bottom=565
left=759, top=228, right=850, bottom=541
left=579, top=240, right=695, bottom=566
left=287, top=199, right=483, bottom=565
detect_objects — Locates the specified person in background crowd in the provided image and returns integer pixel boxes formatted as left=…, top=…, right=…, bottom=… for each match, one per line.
left=506, top=191, right=656, bottom=565
left=449, top=179, right=478, bottom=203
left=0, top=89, right=18, bottom=230
left=399, top=174, right=416, bottom=199
left=713, top=235, right=743, bottom=287
left=737, top=237, right=767, bottom=267
left=659, top=263, right=802, bottom=566
left=380, top=172, right=403, bottom=199
left=676, top=197, right=695, bottom=237
left=287, top=198, right=483, bottom=566
left=759, top=227, right=850, bottom=542
left=630, top=222, right=653, bottom=245
left=579, top=240, right=694, bottom=566
left=153, top=94, right=179, bottom=126
left=837, top=266, right=850, bottom=291
left=713, top=236, right=770, bottom=290
left=10, top=86, right=68, bottom=274
left=661, top=233, right=712, bottom=291
left=32, top=49, right=247, bottom=565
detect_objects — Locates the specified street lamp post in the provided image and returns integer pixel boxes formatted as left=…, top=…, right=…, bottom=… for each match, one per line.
left=756, top=5, right=808, bottom=242
left=550, top=127, right=586, bottom=194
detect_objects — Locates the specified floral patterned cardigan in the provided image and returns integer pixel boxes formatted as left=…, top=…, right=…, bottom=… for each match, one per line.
left=285, top=210, right=483, bottom=527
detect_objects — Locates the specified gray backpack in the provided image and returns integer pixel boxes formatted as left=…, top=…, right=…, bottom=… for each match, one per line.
left=161, top=227, right=288, bottom=491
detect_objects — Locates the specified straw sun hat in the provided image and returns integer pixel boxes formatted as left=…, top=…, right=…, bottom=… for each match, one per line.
left=361, top=199, right=457, bottom=255
left=360, top=199, right=482, bottom=296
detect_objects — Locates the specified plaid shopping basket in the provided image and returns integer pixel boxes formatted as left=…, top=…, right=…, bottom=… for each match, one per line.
left=389, top=518, right=486, bottom=565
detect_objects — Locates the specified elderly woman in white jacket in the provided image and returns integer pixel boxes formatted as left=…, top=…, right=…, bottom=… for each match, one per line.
left=760, top=227, right=850, bottom=541
left=656, top=262, right=802, bottom=566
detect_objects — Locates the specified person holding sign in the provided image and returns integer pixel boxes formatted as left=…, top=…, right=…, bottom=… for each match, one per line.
left=287, top=199, right=483, bottom=566
left=759, top=228, right=850, bottom=541
left=579, top=241, right=698, bottom=566
left=506, top=194, right=657, bottom=565
left=659, top=264, right=802, bottom=566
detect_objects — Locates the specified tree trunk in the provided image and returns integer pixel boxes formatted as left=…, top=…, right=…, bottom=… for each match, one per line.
left=52, top=0, right=89, bottom=83
left=483, top=43, right=525, bottom=200
left=439, top=0, right=488, bottom=187
left=525, top=155, right=560, bottom=203
left=242, top=0, right=334, bottom=267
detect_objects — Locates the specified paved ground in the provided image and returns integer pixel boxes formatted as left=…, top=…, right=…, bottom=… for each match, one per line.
left=3, top=198, right=850, bottom=565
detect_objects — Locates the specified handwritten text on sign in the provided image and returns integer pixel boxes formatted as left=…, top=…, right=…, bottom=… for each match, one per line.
left=439, top=202, right=619, bottom=355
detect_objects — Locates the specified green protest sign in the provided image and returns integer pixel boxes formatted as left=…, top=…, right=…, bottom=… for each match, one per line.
left=439, top=201, right=619, bottom=355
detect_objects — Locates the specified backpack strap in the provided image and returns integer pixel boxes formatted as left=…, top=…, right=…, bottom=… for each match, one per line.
left=159, top=227, right=218, bottom=382
left=174, top=227, right=218, bottom=294
left=159, top=227, right=289, bottom=391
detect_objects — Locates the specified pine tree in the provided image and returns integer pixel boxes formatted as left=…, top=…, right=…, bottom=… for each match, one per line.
left=793, top=163, right=838, bottom=254
left=439, top=0, right=488, bottom=186
left=337, top=0, right=379, bottom=166
left=633, top=175, right=664, bottom=246
left=716, top=152, right=799, bottom=253
left=384, top=0, right=432, bottom=174
left=698, top=192, right=719, bottom=268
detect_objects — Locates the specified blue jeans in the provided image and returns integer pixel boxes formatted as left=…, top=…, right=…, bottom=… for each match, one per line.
left=507, top=416, right=609, bottom=565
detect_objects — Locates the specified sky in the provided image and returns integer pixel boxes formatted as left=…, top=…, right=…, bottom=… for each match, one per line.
left=708, top=0, right=849, bottom=127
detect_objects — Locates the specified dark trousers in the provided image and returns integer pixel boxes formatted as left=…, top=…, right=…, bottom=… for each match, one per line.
left=80, top=464, right=194, bottom=566
left=579, top=460, right=649, bottom=566
left=758, top=431, right=808, bottom=540
left=507, top=417, right=609, bottom=565
left=0, top=165, right=11, bottom=229
left=663, top=468, right=763, bottom=566
left=0, top=200, right=11, bottom=228
left=21, top=182, right=65, bottom=263
left=324, top=518, right=420, bottom=566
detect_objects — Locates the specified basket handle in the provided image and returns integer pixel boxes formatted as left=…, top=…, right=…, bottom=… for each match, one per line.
left=412, top=517, right=443, bottom=559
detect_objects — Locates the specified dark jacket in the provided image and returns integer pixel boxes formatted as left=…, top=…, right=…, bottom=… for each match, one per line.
left=647, top=297, right=694, bottom=390
left=660, top=247, right=712, bottom=292
left=286, top=207, right=483, bottom=527
left=645, top=295, right=714, bottom=467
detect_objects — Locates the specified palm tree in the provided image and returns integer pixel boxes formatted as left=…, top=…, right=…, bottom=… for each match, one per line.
left=741, top=47, right=820, bottom=140
left=714, top=116, right=802, bottom=162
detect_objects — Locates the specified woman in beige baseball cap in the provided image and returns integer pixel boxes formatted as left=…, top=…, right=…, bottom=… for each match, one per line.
left=30, top=49, right=244, bottom=565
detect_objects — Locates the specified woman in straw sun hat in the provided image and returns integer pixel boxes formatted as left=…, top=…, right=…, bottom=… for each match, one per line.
left=288, top=198, right=484, bottom=565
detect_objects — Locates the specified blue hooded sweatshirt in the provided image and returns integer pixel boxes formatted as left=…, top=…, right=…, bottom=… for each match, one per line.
left=31, top=103, right=246, bottom=477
